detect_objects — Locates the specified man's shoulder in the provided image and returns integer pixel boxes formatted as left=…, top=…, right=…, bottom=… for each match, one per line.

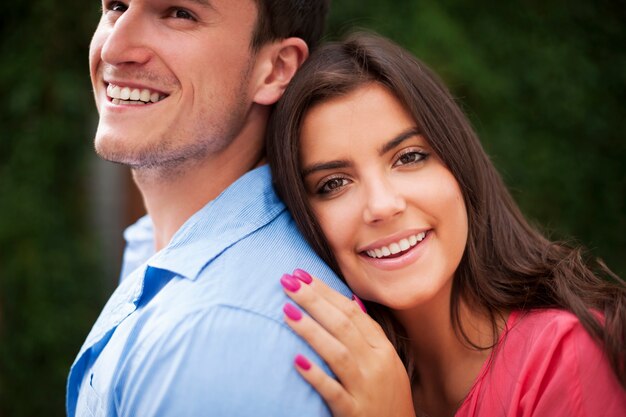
left=116, top=300, right=332, bottom=416
left=108, top=191, right=339, bottom=415
left=189, top=208, right=350, bottom=322
left=144, top=208, right=349, bottom=331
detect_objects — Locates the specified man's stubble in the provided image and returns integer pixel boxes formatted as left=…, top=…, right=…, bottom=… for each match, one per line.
left=95, top=61, right=254, bottom=182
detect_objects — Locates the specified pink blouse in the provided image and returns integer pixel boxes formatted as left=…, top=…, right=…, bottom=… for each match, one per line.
left=456, top=309, right=625, bottom=417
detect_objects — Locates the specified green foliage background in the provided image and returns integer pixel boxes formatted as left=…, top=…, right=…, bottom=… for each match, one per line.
left=0, top=2, right=107, bottom=416
left=0, top=1, right=624, bottom=416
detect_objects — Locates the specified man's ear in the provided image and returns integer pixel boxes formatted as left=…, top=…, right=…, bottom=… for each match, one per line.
left=251, top=37, right=309, bottom=106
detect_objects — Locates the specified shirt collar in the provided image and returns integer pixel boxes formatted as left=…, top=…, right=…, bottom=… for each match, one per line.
left=147, top=165, right=285, bottom=280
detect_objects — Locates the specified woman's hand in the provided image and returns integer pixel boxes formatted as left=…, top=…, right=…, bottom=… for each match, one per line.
left=280, top=269, right=416, bottom=417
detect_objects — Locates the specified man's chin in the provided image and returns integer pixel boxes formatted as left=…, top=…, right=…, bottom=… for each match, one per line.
left=94, top=139, right=200, bottom=180
left=94, top=138, right=148, bottom=169
left=95, top=141, right=132, bottom=166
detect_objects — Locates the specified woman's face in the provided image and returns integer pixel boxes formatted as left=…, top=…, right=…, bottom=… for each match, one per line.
left=300, top=83, right=468, bottom=311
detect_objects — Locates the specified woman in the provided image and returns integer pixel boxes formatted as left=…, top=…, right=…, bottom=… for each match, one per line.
left=267, top=32, right=626, bottom=416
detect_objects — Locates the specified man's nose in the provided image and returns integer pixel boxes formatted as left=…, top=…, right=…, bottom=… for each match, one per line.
left=100, top=8, right=153, bottom=66
left=362, top=178, right=407, bottom=224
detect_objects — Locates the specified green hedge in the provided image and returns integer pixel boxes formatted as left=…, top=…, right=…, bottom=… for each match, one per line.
left=0, top=2, right=107, bottom=416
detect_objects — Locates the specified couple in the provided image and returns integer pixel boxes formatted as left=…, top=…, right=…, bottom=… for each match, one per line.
left=68, top=1, right=626, bottom=416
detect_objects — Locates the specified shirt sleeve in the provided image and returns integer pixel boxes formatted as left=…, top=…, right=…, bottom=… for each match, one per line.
left=113, top=305, right=332, bottom=417
left=516, top=313, right=626, bottom=417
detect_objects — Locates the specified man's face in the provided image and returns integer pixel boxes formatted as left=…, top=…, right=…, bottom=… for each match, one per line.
left=89, top=0, right=260, bottom=170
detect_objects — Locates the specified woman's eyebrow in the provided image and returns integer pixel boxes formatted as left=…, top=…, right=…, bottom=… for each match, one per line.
left=302, top=160, right=352, bottom=178
left=183, top=0, right=217, bottom=11
left=378, top=127, right=422, bottom=155
left=301, top=127, right=422, bottom=177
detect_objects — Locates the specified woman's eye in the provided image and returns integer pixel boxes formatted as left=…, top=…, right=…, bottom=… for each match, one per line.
left=318, top=177, right=349, bottom=195
left=170, top=8, right=195, bottom=20
left=394, top=150, right=428, bottom=167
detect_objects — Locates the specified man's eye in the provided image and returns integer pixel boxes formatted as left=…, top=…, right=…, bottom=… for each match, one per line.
left=318, top=178, right=349, bottom=195
left=106, top=1, right=127, bottom=13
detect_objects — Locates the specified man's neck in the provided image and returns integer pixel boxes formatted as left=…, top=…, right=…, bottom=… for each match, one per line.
left=134, top=120, right=267, bottom=251
left=136, top=157, right=265, bottom=251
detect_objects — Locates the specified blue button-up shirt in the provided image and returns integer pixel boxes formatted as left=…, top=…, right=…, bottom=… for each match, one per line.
left=67, top=166, right=351, bottom=416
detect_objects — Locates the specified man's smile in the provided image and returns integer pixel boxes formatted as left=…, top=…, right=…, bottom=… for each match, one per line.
left=106, top=83, right=167, bottom=105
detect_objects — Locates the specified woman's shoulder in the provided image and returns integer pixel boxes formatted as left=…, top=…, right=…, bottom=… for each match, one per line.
left=476, top=308, right=626, bottom=417
left=510, top=307, right=588, bottom=330
left=508, top=308, right=590, bottom=340
left=502, top=308, right=605, bottom=374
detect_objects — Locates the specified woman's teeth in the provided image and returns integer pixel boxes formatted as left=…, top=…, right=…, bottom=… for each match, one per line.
left=365, top=232, right=427, bottom=259
left=107, top=84, right=164, bottom=105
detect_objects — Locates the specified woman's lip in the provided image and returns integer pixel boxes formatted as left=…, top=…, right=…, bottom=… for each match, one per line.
left=358, top=228, right=431, bottom=253
left=359, top=231, right=431, bottom=271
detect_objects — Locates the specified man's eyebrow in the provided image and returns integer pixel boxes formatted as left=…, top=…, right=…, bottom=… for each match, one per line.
left=378, top=127, right=422, bottom=155
left=302, top=160, right=352, bottom=178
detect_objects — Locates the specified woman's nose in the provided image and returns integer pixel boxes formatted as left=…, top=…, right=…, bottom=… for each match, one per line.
left=362, top=179, right=407, bottom=224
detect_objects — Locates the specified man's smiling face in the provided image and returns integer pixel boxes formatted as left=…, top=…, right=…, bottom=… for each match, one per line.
left=89, top=0, right=259, bottom=170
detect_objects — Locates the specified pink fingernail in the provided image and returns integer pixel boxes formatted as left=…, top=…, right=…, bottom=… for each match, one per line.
left=352, top=295, right=367, bottom=313
left=283, top=303, right=302, bottom=321
left=280, top=274, right=301, bottom=292
left=293, top=269, right=313, bottom=284
left=294, top=354, right=311, bottom=370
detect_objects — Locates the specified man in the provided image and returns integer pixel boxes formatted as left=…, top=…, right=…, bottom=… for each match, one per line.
left=67, top=1, right=351, bottom=415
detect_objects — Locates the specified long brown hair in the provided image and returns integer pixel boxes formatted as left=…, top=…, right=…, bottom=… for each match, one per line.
left=266, top=31, right=626, bottom=386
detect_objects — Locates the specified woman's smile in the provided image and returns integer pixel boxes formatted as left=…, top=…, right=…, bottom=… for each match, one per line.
left=360, top=229, right=429, bottom=259
left=357, top=229, right=432, bottom=272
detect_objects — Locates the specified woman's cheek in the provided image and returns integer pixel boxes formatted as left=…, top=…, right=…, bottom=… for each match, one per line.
left=313, top=199, right=356, bottom=253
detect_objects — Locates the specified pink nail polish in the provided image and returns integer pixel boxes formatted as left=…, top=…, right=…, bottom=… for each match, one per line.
left=280, top=274, right=301, bottom=292
left=352, top=294, right=367, bottom=313
left=294, top=354, right=312, bottom=371
left=283, top=303, right=302, bottom=321
left=292, top=269, right=313, bottom=284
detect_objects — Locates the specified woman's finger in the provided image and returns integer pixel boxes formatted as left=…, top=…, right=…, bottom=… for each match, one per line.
left=294, top=269, right=382, bottom=337
left=283, top=302, right=362, bottom=389
left=293, top=354, right=356, bottom=417
left=285, top=271, right=388, bottom=348
left=281, top=275, right=416, bottom=417
left=281, top=273, right=372, bottom=358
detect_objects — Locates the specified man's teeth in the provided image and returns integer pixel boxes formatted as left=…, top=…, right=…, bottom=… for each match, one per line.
left=365, top=232, right=427, bottom=259
left=107, top=84, right=163, bottom=105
